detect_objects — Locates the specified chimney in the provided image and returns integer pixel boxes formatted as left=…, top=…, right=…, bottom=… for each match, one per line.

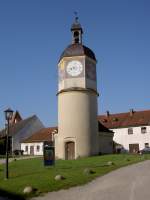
left=130, top=109, right=134, bottom=117
left=10, top=111, right=22, bottom=125
left=106, top=110, right=110, bottom=117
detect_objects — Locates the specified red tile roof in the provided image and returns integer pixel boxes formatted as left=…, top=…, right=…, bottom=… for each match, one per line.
left=22, top=127, right=57, bottom=143
left=98, top=110, right=150, bottom=129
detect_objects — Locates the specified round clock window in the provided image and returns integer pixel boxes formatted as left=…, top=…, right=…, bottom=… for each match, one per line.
left=66, top=60, right=83, bottom=76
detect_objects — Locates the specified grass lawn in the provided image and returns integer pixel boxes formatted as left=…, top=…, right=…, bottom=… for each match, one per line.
left=0, top=154, right=150, bottom=199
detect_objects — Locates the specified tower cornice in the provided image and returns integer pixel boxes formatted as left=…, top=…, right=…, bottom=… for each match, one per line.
left=57, top=87, right=99, bottom=96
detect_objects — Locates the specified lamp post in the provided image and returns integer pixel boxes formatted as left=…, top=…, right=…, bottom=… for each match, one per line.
left=4, top=108, right=14, bottom=179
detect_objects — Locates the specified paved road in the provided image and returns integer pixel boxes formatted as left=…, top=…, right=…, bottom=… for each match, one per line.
left=32, top=160, right=150, bottom=200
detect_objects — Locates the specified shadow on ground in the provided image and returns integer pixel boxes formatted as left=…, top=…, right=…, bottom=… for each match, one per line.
left=0, top=189, right=25, bottom=200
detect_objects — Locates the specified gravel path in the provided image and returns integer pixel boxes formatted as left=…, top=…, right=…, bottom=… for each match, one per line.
left=0, top=156, right=41, bottom=165
left=32, top=160, right=150, bottom=200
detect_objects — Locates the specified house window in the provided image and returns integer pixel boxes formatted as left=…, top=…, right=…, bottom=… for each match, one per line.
left=128, top=128, right=133, bottom=134
left=145, top=143, right=149, bottom=148
left=141, top=127, right=147, bottom=134
left=36, top=145, right=40, bottom=152
left=25, top=146, right=28, bottom=152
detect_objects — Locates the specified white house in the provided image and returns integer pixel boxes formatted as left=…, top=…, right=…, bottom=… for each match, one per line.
left=98, top=109, right=150, bottom=153
left=21, top=127, right=57, bottom=155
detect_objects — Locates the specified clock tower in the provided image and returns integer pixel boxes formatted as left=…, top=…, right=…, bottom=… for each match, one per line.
left=55, top=18, right=99, bottom=159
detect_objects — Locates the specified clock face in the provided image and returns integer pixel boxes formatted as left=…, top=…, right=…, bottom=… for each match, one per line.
left=66, top=60, right=83, bottom=77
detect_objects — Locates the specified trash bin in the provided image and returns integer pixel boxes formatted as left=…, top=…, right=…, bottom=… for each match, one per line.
left=43, top=144, right=55, bottom=166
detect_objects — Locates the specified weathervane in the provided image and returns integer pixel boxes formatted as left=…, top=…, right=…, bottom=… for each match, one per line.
left=74, top=11, right=79, bottom=23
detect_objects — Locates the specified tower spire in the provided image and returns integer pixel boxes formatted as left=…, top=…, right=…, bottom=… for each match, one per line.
left=71, top=13, right=83, bottom=44
left=74, top=11, right=79, bottom=23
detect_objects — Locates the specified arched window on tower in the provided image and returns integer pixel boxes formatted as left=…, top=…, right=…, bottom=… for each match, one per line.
left=74, top=31, right=79, bottom=43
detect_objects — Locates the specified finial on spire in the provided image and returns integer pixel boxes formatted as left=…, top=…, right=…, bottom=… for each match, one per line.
left=74, top=11, right=79, bottom=23
left=71, top=12, right=83, bottom=44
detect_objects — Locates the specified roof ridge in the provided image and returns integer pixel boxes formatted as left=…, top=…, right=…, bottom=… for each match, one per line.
left=98, top=109, right=150, bottom=129
left=0, top=115, right=39, bottom=137
left=99, top=109, right=150, bottom=117
left=11, top=114, right=37, bottom=127
left=22, top=126, right=56, bottom=143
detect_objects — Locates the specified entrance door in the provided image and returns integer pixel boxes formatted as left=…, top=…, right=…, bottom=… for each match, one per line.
left=30, top=146, right=34, bottom=155
left=129, top=144, right=139, bottom=153
left=65, top=142, right=75, bottom=160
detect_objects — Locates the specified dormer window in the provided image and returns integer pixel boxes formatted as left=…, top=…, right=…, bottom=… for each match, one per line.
left=141, top=127, right=147, bottom=134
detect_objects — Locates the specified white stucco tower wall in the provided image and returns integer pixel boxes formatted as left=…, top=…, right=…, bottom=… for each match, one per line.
left=55, top=19, right=99, bottom=159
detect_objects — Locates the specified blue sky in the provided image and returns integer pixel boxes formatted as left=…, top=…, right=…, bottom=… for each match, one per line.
left=0, top=0, right=150, bottom=128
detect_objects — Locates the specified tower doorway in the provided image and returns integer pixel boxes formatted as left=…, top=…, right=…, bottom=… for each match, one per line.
left=65, top=141, right=75, bottom=160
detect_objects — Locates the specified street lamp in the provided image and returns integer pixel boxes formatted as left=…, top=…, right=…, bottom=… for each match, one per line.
left=4, top=108, right=14, bottom=179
